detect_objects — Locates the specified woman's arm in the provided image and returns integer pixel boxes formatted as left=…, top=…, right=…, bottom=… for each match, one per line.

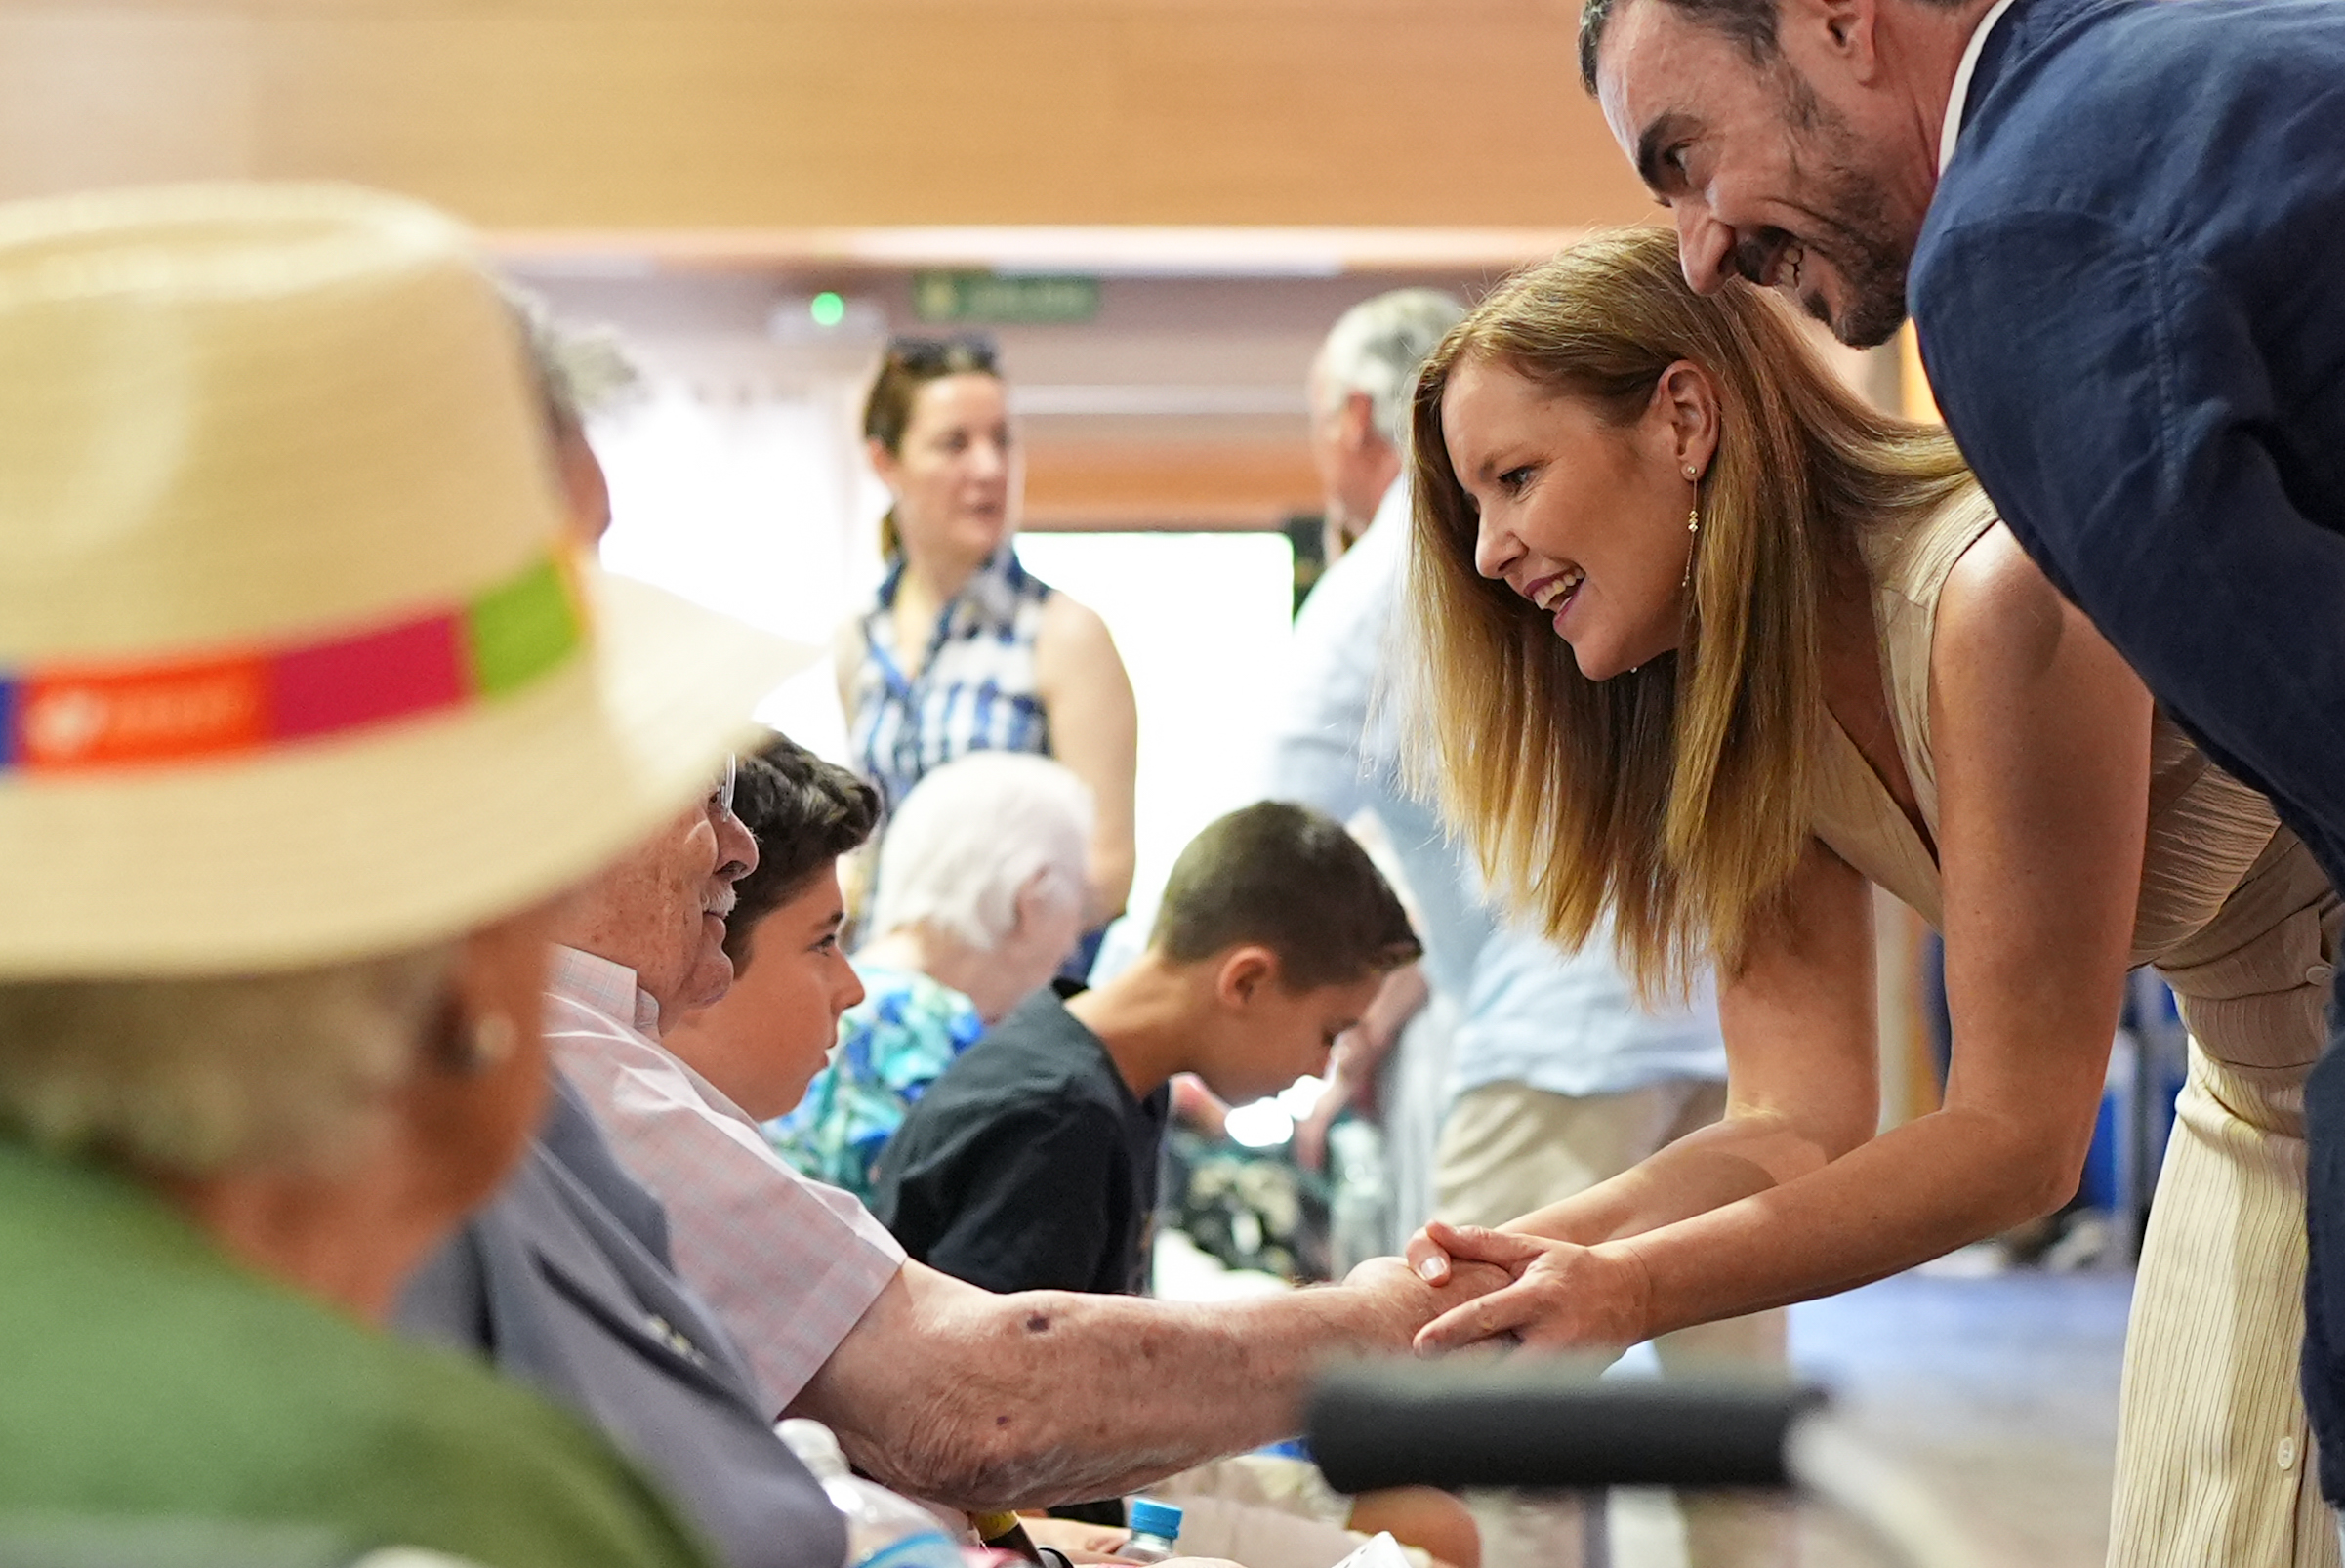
left=831, top=615, right=869, bottom=736
left=1412, top=528, right=2151, bottom=1351
left=1034, top=593, right=1138, bottom=925
left=1444, top=838, right=1883, bottom=1253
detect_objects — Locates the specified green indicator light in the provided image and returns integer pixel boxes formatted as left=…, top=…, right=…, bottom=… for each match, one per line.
left=809, top=291, right=846, bottom=327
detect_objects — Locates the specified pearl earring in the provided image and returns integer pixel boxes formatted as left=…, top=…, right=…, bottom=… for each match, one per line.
left=1684, top=465, right=1700, bottom=480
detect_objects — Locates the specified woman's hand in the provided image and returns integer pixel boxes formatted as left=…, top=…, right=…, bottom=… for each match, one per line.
left=1404, top=1220, right=1653, bottom=1353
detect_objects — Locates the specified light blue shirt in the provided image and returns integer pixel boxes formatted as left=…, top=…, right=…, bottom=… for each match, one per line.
left=1452, top=921, right=1725, bottom=1100
left=1261, top=481, right=1726, bottom=1098
left=1260, top=481, right=1490, bottom=999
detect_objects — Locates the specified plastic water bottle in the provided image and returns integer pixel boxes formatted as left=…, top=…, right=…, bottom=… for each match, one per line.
left=778, top=1419, right=966, bottom=1568
left=1120, top=1498, right=1183, bottom=1564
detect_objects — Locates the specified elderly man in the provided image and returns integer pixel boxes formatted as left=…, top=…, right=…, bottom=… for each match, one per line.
left=401, top=759, right=855, bottom=1568
left=531, top=731, right=1503, bottom=1514
left=1576, top=0, right=2345, bottom=1555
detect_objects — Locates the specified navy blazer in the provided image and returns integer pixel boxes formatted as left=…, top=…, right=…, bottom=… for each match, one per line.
left=398, top=1076, right=847, bottom=1568
left=1913, top=0, right=2345, bottom=887
left=1910, top=0, right=2345, bottom=1504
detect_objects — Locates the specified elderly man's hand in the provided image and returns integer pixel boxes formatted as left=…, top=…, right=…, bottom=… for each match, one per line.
left=1340, top=1252, right=1513, bottom=1343
left=1402, top=1220, right=1653, bottom=1354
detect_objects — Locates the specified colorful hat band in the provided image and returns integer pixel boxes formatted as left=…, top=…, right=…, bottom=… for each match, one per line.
left=0, top=553, right=585, bottom=775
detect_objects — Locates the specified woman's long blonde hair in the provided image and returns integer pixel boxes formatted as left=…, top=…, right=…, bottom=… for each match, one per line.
left=1407, top=227, right=1970, bottom=995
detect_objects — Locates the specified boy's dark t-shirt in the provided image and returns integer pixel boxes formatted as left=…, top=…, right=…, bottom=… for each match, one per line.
left=871, top=988, right=1171, bottom=1296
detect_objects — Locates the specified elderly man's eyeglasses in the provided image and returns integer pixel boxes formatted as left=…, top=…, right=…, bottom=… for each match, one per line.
left=884, top=335, right=999, bottom=376
left=706, top=754, right=738, bottom=823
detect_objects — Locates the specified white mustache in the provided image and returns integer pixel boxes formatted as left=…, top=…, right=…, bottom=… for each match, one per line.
left=705, top=888, right=738, bottom=919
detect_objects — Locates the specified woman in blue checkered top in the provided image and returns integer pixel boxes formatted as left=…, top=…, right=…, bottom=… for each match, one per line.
left=834, top=337, right=1137, bottom=951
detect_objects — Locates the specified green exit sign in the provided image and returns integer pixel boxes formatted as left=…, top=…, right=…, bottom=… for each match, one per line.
left=913, top=271, right=1099, bottom=325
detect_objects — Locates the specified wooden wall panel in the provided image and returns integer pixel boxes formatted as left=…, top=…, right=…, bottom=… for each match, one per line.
left=0, top=12, right=257, bottom=197
left=1020, top=435, right=1321, bottom=530
left=0, top=1, right=1652, bottom=233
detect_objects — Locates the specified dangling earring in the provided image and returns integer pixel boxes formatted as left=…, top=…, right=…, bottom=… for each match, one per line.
left=1681, top=506, right=1702, bottom=591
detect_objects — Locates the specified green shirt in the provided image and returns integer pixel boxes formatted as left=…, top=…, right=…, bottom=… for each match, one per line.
left=0, top=1137, right=716, bottom=1568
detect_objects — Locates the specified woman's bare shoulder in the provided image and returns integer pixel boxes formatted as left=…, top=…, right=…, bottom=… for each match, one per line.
left=1036, top=587, right=1121, bottom=662
left=1936, top=521, right=2075, bottom=686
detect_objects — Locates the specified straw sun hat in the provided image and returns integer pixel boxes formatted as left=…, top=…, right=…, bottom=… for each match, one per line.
left=0, top=183, right=816, bottom=977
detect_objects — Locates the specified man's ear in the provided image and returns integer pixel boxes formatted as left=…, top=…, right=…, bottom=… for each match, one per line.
left=1214, top=945, right=1282, bottom=1009
left=1784, top=0, right=1883, bottom=78
left=1342, top=390, right=1380, bottom=453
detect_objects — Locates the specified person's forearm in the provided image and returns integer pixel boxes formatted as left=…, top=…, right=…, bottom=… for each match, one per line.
left=827, top=1275, right=1427, bottom=1510
left=1495, top=1107, right=1847, bottom=1247
left=1347, top=963, right=1429, bottom=1078
left=1613, top=1103, right=2077, bottom=1337
left=1086, top=835, right=1135, bottom=928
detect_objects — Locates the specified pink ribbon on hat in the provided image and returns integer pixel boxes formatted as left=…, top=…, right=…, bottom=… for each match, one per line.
left=1, top=552, right=586, bottom=774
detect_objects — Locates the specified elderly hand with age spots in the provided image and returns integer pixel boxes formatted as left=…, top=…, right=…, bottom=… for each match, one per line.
left=1340, top=1249, right=1520, bottom=1342
left=1404, top=1220, right=1656, bottom=1355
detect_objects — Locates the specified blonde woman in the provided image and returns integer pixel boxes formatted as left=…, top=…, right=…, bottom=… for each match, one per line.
left=1400, top=228, right=2338, bottom=1565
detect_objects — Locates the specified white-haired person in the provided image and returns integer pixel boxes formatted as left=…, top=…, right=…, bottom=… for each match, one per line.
left=0, top=183, right=802, bottom=1567
left=503, top=282, right=640, bottom=551
left=764, top=750, right=1092, bottom=1201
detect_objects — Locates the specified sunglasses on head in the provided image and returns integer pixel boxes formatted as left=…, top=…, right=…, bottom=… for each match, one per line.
left=884, top=335, right=1000, bottom=376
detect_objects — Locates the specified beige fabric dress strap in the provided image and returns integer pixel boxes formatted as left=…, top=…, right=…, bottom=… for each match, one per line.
left=1805, top=486, right=1995, bottom=927
left=1811, top=484, right=2306, bottom=1004
left=1805, top=482, right=2339, bottom=1568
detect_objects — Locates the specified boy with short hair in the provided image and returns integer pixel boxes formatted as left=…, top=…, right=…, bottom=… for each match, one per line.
left=871, top=800, right=1421, bottom=1297
left=663, top=735, right=880, bottom=1122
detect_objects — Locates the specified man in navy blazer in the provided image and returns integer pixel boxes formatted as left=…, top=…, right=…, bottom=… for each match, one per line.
left=1573, top=0, right=2345, bottom=1551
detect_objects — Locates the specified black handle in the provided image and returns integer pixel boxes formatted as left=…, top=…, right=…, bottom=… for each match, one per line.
left=1307, top=1358, right=1829, bottom=1493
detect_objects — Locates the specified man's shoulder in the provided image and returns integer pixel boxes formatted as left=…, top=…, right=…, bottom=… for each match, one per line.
left=1928, top=0, right=2345, bottom=256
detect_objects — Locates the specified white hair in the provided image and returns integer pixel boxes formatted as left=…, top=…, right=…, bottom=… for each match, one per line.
left=869, top=753, right=1094, bottom=952
left=1315, top=287, right=1470, bottom=451
left=0, top=945, right=455, bottom=1176
left=502, top=280, right=644, bottom=431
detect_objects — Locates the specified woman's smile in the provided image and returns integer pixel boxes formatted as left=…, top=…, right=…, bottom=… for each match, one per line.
left=1522, top=567, right=1588, bottom=634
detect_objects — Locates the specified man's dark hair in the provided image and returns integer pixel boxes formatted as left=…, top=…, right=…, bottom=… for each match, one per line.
left=724, top=734, right=880, bottom=968
left=1580, top=0, right=1967, bottom=95
left=1148, top=802, right=1420, bottom=990
left=1581, top=0, right=1770, bottom=93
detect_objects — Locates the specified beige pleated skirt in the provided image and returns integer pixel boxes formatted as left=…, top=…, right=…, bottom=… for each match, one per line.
left=2112, top=846, right=2342, bottom=1567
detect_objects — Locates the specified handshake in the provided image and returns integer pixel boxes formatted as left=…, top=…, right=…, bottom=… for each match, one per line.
left=1348, top=1220, right=1656, bottom=1357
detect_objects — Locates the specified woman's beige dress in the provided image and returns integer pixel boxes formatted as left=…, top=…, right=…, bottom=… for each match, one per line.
left=1810, top=486, right=2342, bottom=1567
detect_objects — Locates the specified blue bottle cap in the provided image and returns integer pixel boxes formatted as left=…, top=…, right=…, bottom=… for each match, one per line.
left=1127, top=1499, right=1183, bottom=1542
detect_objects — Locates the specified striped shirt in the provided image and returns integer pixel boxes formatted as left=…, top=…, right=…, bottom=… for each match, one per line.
left=544, top=946, right=906, bottom=1413
left=846, top=544, right=1053, bottom=817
